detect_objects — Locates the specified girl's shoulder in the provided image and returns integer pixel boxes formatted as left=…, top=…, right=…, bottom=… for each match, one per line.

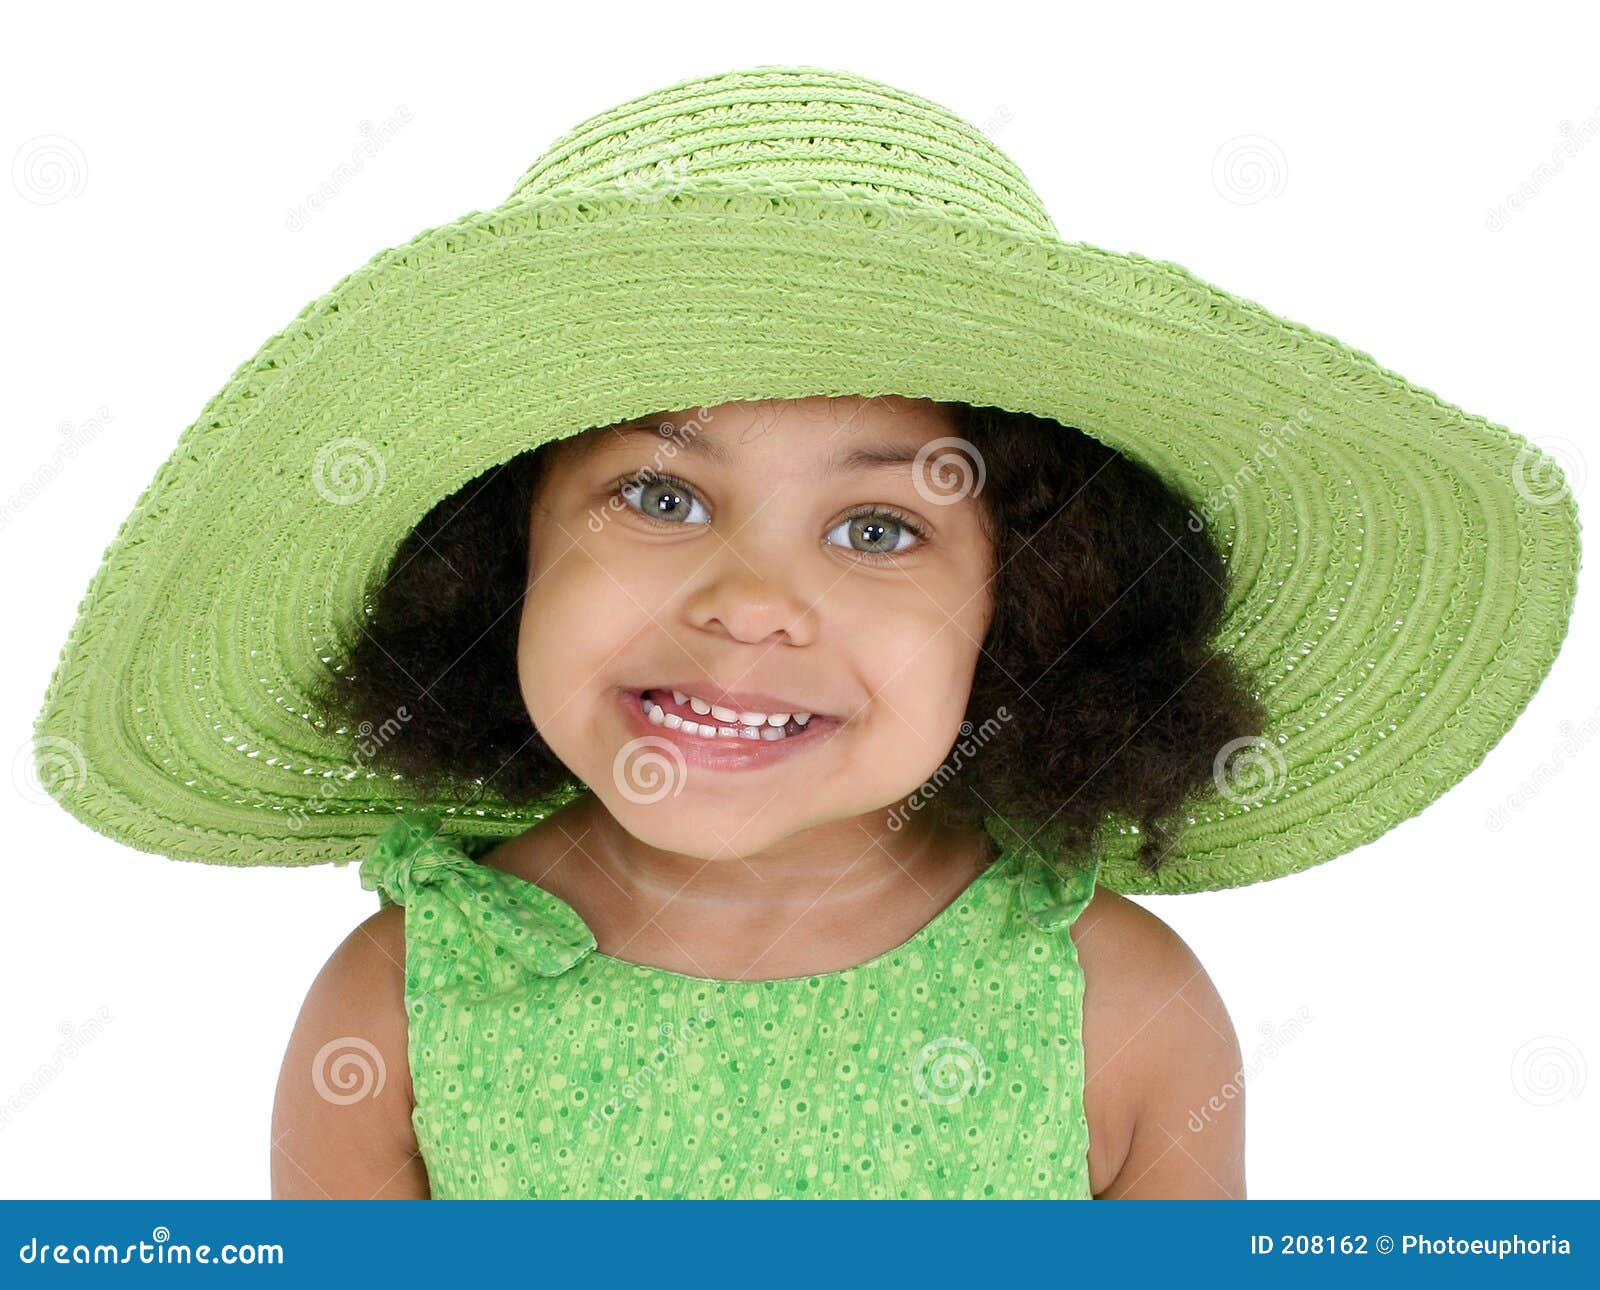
left=271, top=900, right=423, bottom=1197
left=1073, top=884, right=1245, bottom=1198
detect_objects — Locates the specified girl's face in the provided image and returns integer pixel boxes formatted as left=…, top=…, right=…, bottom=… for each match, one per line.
left=517, top=396, right=995, bottom=860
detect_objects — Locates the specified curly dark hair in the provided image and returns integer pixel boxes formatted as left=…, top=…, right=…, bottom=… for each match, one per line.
left=310, top=403, right=1268, bottom=876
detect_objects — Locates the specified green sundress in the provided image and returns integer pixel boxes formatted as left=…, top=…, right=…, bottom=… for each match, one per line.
left=359, top=809, right=1101, bottom=1199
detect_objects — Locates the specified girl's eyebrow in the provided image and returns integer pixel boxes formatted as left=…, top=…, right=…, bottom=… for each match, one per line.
left=598, top=422, right=923, bottom=473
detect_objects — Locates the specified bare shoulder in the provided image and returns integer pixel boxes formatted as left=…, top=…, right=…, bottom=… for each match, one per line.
left=270, top=902, right=429, bottom=1199
left=1072, top=884, right=1246, bottom=1199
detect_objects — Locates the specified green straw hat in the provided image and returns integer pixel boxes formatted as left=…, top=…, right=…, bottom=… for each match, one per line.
left=30, top=64, right=1582, bottom=893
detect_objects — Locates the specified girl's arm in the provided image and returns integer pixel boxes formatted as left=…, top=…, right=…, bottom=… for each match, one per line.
left=1087, top=899, right=1247, bottom=1199
left=270, top=905, right=429, bottom=1199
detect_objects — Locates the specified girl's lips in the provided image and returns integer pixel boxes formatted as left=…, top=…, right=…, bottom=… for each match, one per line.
left=615, top=687, right=843, bottom=771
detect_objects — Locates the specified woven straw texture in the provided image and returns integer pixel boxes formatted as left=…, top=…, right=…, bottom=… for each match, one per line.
left=31, top=65, right=1583, bottom=894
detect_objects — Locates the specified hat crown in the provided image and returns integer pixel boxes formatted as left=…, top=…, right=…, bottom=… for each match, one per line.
left=508, top=65, right=1058, bottom=239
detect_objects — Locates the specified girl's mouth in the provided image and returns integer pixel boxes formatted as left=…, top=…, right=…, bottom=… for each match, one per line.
left=617, top=687, right=843, bottom=769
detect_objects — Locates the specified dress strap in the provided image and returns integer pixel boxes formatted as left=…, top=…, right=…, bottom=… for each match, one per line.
left=1015, top=844, right=1101, bottom=932
left=359, top=809, right=596, bottom=985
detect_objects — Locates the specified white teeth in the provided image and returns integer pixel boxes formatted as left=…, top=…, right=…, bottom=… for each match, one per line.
left=710, top=703, right=739, bottom=722
left=641, top=692, right=812, bottom=743
left=672, top=690, right=688, bottom=705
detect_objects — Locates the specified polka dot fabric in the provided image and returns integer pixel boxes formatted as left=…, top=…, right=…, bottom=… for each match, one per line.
left=360, top=810, right=1102, bottom=1200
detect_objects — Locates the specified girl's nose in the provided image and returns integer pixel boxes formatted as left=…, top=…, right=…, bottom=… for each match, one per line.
left=682, top=557, right=820, bottom=647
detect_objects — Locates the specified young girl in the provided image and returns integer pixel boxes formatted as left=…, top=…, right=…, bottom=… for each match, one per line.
left=33, top=65, right=1579, bottom=1201
left=271, top=394, right=1263, bottom=1200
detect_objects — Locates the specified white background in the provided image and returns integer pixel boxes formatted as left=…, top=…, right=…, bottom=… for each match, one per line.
left=2, top=0, right=1595, bottom=1199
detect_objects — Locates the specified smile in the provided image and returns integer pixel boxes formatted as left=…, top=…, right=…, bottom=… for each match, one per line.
left=617, top=688, right=844, bottom=768
left=641, top=688, right=815, bottom=740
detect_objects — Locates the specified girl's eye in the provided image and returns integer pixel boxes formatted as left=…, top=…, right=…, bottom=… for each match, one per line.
left=617, top=473, right=710, bottom=526
left=824, top=509, right=926, bottom=562
left=615, top=473, right=926, bottom=564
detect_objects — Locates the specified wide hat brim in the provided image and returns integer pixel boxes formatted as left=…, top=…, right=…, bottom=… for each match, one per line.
left=30, top=174, right=1582, bottom=894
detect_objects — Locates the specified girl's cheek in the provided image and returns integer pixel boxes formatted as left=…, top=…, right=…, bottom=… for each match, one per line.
left=516, top=523, right=636, bottom=745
